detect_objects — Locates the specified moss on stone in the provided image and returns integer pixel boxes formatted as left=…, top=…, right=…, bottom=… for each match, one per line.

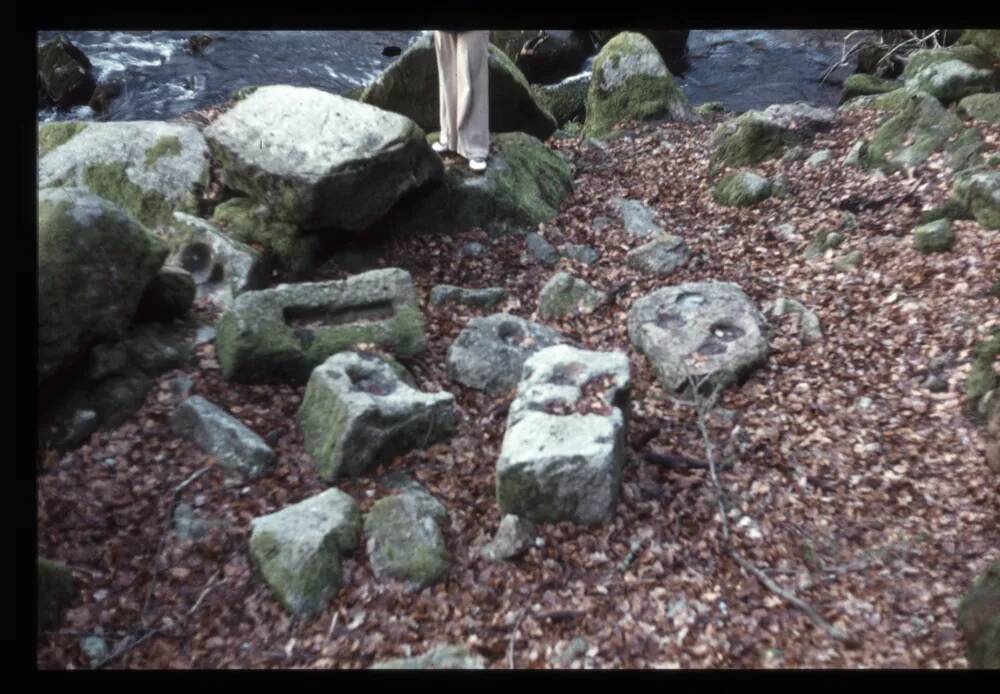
left=913, top=219, right=956, bottom=253
left=958, top=93, right=1000, bottom=124
left=709, top=112, right=803, bottom=171
left=967, top=330, right=1000, bottom=402
left=80, top=161, right=178, bottom=227
left=38, top=121, right=88, bottom=157
left=903, top=45, right=995, bottom=80
left=211, top=197, right=322, bottom=276
left=144, top=135, right=183, bottom=169
left=38, top=558, right=77, bottom=633
left=952, top=168, right=1000, bottom=230
left=957, top=560, right=1000, bottom=668
left=957, top=30, right=1000, bottom=59
left=711, top=170, right=772, bottom=207
left=249, top=527, right=343, bottom=617
left=866, top=92, right=964, bottom=171
left=840, top=74, right=902, bottom=103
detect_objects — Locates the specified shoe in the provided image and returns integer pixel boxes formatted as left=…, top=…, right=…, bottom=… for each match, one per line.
left=431, top=141, right=449, bottom=154
left=469, top=158, right=487, bottom=172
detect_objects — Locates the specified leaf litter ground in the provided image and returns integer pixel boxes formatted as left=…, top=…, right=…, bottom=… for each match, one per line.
left=37, top=107, right=999, bottom=669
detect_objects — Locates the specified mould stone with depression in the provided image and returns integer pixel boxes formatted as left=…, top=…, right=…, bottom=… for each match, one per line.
left=38, top=121, right=210, bottom=228
left=298, top=351, right=456, bottom=481
left=627, top=281, right=768, bottom=393
left=446, top=314, right=570, bottom=395
left=215, top=268, right=427, bottom=383
left=160, top=212, right=271, bottom=309
left=496, top=344, right=631, bottom=526
left=203, top=85, right=442, bottom=231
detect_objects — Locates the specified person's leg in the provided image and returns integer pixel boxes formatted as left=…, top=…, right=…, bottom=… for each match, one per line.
left=434, top=31, right=459, bottom=151
left=455, top=30, right=490, bottom=162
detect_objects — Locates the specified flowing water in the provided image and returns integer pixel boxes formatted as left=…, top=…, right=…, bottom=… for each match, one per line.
left=36, top=29, right=857, bottom=123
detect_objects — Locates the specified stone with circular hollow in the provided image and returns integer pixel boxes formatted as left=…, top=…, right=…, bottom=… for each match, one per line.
left=298, top=351, right=455, bottom=481
left=627, top=281, right=768, bottom=393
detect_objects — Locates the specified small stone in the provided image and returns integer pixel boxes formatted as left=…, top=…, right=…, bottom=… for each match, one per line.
left=561, top=244, right=599, bottom=266
left=170, top=395, right=276, bottom=478
left=481, top=515, right=536, bottom=561
left=805, top=149, right=832, bottom=167
left=832, top=250, right=863, bottom=272
left=364, top=491, right=449, bottom=590
left=461, top=241, right=486, bottom=256
left=429, top=284, right=506, bottom=309
left=913, top=219, right=956, bottom=253
left=537, top=272, right=606, bottom=318
left=626, top=234, right=690, bottom=278
left=195, top=325, right=216, bottom=345
left=712, top=170, right=772, bottom=207
left=610, top=197, right=664, bottom=238
left=80, top=635, right=109, bottom=668
left=372, top=645, right=485, bottom=669
left=524, top=232, right=559, bottom=266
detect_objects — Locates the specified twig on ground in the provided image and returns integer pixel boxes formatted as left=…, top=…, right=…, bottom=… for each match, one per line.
left=507, top=606, right=530, bottom=670
left=729, top=551, right=862, bottom=649
left=141, top=463, right=215, bottom=627
left=680, top=370, right=862, bottom=649
left=96, top=571, right=225, bottom=669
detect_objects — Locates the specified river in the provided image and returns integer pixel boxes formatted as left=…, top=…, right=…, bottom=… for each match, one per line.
left=36, top=29, right=858, bottom=123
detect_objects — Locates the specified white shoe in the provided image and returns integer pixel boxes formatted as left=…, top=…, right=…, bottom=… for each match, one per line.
left=469, top=158, right=487, bottom=172
left=431, top=141, right=449, bottom=154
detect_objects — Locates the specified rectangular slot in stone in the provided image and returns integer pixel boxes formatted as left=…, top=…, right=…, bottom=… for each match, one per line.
left=283, top=300, right=395, bottom=329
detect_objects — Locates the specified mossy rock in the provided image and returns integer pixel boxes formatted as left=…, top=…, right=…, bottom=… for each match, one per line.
left=533, top=74, right=589, bottom=127
left=364, top=492, right=449, bottom=590
left=957, top=30, right=1000, bottom=60
left=372, top=131, right=572, bottom=237
left=709, top=112, right=803, bottom=171
left=583, top=31, right=696, bottom=138
left=38, top=121, right=210, bottom=228
left=839, top=86, right=927, bottom=114
left=361, top=33, right=556, bottom=141
left=711, top=170, right=772, bottom=207
left=902, top=45, right=996, bottom=80
left=211, top=197, right=325, bottom=277
left=38, top=558, right=77, bottom=633
left=958, top=93, right=1000, bottom=124
left=966, top=329, right=1000, bottom=405
left=913, top=219, right=956, bottom=253
left=840, top=74, right=902, bottom=104
left=38, top=121, right=88, bottom=157
left=952, top=167, right=1000, bottom=230
left=957, top=560, right=1000, bottom=668
left=865, top=91, right=966, bottom=171
left=38, top=188, right=169, bottom=385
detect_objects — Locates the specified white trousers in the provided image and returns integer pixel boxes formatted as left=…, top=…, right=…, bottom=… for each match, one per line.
left=434, top=30, right=490, bottom=160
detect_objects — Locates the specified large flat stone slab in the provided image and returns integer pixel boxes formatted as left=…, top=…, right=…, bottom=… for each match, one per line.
left=298, top=351, right=456, bottom=481
left=627, top=281, right=768, bottom=393
left=204, top=85, right=442, bottom=231
left=215, top=268, right=426, bottom=383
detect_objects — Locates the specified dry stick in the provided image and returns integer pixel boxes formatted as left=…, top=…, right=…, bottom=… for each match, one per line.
left=140, top=463, right=215, bottom=628
left=506, top=606, right=530, bottom=670
left=728, top=553, right=860, bottom=648
left=681, top=372, right=861, bottom=649
left=96, top=571, right=225, bottom=669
